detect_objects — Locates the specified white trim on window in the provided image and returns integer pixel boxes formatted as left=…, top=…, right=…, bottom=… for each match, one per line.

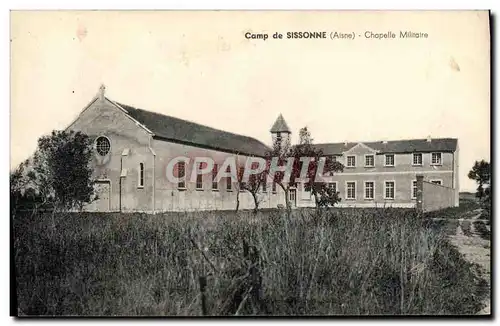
left=412, top=153, right=423, bottom=166
left=364, top=154, right=375, bottom=167
left=384, top=154, right=395, bottom=167
left=177, top=161, right=186, bottom=190
left=346, top=155, right=356, bottom=168
left=411, top=179, right=417, bottom=199
left=345, top=181, right=357, bottom=200
left=430, top=179, right=443, bottom=186
left=212, top=163, right=219, bottom=191
left=196, top=163, right=204, bottom=191
left=431, top=152, right=442, bottom=166
left=364, top=180, right=375, bottom=200
left=384, top=180, right=396, bottom=200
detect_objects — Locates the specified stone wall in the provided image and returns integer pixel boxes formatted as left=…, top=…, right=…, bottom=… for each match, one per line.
left=416, top=175, right=457, bottom=213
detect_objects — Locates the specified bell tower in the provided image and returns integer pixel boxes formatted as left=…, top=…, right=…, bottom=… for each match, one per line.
left=270, top=114, right=292, bottom=151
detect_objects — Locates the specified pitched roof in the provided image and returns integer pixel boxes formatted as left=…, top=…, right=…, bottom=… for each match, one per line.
left=270, top=114, right=291, bottom=133
left=113, top=100, right=272, bottom=157
left=312, top=138, right=458, bottom=155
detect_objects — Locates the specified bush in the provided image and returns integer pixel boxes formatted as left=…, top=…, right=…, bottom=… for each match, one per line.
left=13, top=208, right=487, bottom=316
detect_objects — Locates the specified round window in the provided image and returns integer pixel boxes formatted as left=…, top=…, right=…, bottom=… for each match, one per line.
left=96, top=136, right=111, bottom=156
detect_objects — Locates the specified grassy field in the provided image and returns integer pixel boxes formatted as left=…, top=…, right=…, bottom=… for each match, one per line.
left=424, top=198, right=482, bottom=220
left=13, top=208, right=488, bottom=316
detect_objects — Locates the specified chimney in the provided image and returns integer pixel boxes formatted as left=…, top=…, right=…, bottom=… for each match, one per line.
left=426, top=135, right=432, bottom=142
left=98, top=84, right=106, bottom=101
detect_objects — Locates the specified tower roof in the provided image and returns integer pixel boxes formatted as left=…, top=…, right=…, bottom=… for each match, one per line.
left=270, top=114, right=291, bottom=133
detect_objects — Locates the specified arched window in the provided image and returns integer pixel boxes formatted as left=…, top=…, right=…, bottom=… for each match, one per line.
left=96, top=136, right=111, bottom=156
left=138, top=163, right=144, bottom=188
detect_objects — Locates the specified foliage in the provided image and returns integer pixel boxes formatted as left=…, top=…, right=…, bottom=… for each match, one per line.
left=294, top=127, right=344, bottom=207
left=28, top=130, right=96, bottom=210
left=14, top=208, right=487, bottom=316
left=10, top=160, right=31, bottom=215
left=468, top=160, right=491, bottom=201
left=266, top=127, right=344, bottom=209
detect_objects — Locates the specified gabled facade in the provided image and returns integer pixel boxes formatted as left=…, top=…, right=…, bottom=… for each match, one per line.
left=67, top=86, right=287, bottom=212
left=66, top=86, right=459, bottom=212
left=292, top=138, right=459, bottom=208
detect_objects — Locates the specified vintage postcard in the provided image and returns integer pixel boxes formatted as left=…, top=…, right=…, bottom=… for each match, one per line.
left=10, top=10, right=491, bottom=317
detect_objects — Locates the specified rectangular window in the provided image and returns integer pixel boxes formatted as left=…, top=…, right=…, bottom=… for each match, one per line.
left=385, top=181, right=395, bottom=199
left=364, top=181, right=374, bottom=200
left=431, top=180, right=442, bottom=185
left=138, top=163, right=144, bottom=188
left=347, top=155, right=356, bottom=167
left=431, top=152, right=442, bottom=165
left=385, top=154, right=395, bottom=167
left=346, top=182, right=356, bottom=200
left=412, top=180, right=418, bottom=199
left=413, top=153, right=423, bottom=166
left=212, top=164, right=218, bottom=190
left=365, top=155, right=374, bottom=167
left=196, top=162, right=203, bottom=190
left=249, top=162, right=258, bottom=188
left=239, top=167, right=246, bottom=190
left=178, top=162, right=186, bottom=189
left=226, top=166, right=232, bottom=191
left=272, top=181, right=277, bottom=193
left=328, top=182, right=337, bottom=194
left=262, top=180, right=267, bottom=192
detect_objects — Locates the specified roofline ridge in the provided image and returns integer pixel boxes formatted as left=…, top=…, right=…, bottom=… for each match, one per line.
left=114, top=99, right=271, bottom=150
left=314, top=137, right=457, bottom=146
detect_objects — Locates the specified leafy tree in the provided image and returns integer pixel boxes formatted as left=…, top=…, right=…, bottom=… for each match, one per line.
left=293, top=127, right=344, bottom=208
left=467, top=160, right=491, bottom=201
left=28, top=130, right=96, bottom=211
left=10, top=159, right=30, bottom=216
left=267, top=127, right=344, bottom=209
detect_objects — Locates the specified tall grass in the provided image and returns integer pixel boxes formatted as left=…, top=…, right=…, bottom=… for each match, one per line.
left=13, top=208, right=487, bottom=316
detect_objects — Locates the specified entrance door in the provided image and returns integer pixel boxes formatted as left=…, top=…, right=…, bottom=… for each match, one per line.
left=94, top=180, right=111, bottom=212
left=289, top=189, right=297, bottom=207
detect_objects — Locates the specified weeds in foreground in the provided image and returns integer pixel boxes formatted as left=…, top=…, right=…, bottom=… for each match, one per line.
left=13, top=208, right=487, bottom=316
left=473, top=221, right=491, bottom=241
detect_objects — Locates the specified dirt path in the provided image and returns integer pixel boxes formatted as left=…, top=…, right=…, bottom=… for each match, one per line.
left=446, top=212, right=491, bottom=315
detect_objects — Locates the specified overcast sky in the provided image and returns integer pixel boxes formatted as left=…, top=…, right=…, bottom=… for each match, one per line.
left=11, top=11, right=490, bottom=191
